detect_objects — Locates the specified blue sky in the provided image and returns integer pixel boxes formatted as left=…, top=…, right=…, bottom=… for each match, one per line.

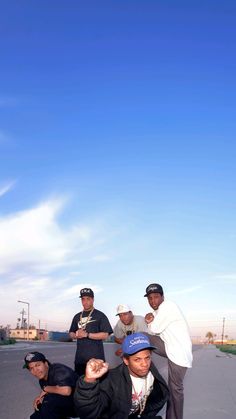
left=0, top=1, right=236, bottom=340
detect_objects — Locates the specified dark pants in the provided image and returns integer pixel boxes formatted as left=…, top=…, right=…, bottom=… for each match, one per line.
left=146, top=334, right=187, bottom=419
left=74, top=362, right=86, bottom=377
left=30, top=393, right=75, bottom=419
left=166, top=359, right=187, bottom=419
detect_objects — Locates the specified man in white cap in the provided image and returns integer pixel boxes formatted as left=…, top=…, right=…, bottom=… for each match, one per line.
left=114, top=304, right=148, bottom=356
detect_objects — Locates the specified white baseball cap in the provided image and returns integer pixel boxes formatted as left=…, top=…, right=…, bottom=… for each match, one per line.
left=116, top=304, right=132, bottom=315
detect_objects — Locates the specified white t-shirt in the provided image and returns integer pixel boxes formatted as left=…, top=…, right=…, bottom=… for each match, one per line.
left=148, top=299, right=192, bottom=368
left=114, top=315, right=148, bottom=339
left=130, top=371, right=154, bottom=415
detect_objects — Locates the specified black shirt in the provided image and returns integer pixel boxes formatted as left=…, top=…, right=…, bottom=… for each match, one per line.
left=69, top=308, right=113, bottom=364
left=39, top=363, right=78, bottom=390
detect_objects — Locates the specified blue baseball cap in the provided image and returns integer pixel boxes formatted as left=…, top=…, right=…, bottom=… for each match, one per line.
left=122, top=333, right=156, bottom=356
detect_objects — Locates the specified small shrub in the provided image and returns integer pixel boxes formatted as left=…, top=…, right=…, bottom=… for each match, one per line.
left=0, top=338, right=16, bottom=345
left=217, top=345, right=236, bottom=356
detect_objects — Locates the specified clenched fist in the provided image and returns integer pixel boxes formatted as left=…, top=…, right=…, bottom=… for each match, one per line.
left=145, top=312, right=154, bottom=324
left=84, top=359, right=109, bottom=383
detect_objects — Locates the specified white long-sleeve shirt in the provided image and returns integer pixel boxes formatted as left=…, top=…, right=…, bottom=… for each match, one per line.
left=148, top=299, right=192, bottom=368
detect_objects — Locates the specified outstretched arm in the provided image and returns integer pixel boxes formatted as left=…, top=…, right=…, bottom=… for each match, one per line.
left=74, top=359, right=112, bottom=419
left=71, top=330, right=109, bottom=340
left=86, top=332, right=109, bottom=340
left=43, top=385, right=72, bottom=396
left=84, top=358, right=109, bottom=383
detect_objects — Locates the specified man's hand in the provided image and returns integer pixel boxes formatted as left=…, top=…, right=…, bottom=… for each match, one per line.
left=115, top=348, right=123, bottom=357
left=33, top=391, right=46, bottom=410
left=145, top=313, right=154, bottom=324
left=75, top=328, right=88, bottom=339
left=84, top=358, right=109, bottom=382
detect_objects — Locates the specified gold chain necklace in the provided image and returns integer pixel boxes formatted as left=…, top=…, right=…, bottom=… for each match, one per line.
left=79, top=308, right=94, bottom=330
left=131, top=376, right=148, bottom=418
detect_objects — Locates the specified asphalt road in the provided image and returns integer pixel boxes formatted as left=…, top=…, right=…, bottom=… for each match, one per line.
left=0, top=341, right=200, bottom=419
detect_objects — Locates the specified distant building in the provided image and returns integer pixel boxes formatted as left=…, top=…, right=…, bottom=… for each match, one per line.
left=48, top=331, right=72, bottom=342
left=10, top=328, right=48, bottom=340
left=226, top=339, right=236, bottom=345
left=213, top=339, right=228, bottom=345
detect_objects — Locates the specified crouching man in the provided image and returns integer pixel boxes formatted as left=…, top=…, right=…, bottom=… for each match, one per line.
left=74, top=333, right=169, bottom=419
left=23, top=351, right=77, bottom=419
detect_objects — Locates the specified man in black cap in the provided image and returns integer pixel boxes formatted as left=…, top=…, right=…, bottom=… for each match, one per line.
left=74, top=333, right=169, bottom=419
left=23, top=351, right=77, bottom=419
left=69, top=287, right=113, bottom=376
left=144, top=283, right=192, bottom=419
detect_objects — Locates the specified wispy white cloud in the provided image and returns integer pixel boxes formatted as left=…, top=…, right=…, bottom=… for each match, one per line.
left=0, top=275, right=103, bottom=330
left=69, top=271, right=82, bottom=276
left=188, top=308, right=236, bottom=318
left=91, top=254, right=111, bottom=262
left=169, top=285, right=202, bottom=296
left=0, top=197, right=112, bottom=329
left=0, top=198, right=108, bottom=276
left=214, top=274, right=236, bottom=283
left=0, top=180, right=16, bottom=197
left=61, top=283, right=102, bottom=300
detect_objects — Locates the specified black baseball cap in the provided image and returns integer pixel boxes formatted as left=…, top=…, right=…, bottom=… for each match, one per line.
left=80, top=288, right=94, bottom=298
left=23, top=352, right=48, bottom=369
left=144, top=283, right=163, bottom=297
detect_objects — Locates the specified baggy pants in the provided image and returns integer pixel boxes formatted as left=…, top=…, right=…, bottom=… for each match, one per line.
left=146, top=334, right=187, bottom=419
left=30, top=393, right=75, bottom=419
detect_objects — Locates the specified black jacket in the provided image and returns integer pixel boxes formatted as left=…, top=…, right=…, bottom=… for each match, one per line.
left=74, top=362, right=169, bottom=419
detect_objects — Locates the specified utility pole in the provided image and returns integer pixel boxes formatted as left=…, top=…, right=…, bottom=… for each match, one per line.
left=18, top=301, right=30, bottom=341
left=221, top=317, right=225, bottom=345
left=20, top=309, right=26, bottom=328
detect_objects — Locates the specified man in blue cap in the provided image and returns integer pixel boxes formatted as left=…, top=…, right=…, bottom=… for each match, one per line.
left=74, top=332, right=169, bottom=419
